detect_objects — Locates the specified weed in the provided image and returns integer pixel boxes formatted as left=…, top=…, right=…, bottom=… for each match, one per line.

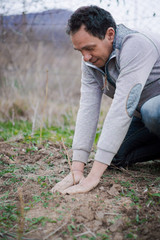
left=125, top=232, right=137, bottom=239
left=0, top=164, right=19, bottom=177
left=126, top=190, right=140, bottom=203
left=25, top=145, right=38, bottom=153
left=67, top=224, right=76, bottom=235
left=0, top=203, right=19, bottom=231
left=97, top=232, right=110, bottom=240
left=21, top=164, right=37, bottom=173
left=119, top=180, right=133, bottom=188
left=26, top=216, right=56, bottom=229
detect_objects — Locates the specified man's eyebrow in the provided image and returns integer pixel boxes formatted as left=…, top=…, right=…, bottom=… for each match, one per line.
left=74, top=44, right=96, bottom=51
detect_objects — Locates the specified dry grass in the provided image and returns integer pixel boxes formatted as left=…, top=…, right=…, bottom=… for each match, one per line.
left=0, top=37, right=112, bottom=130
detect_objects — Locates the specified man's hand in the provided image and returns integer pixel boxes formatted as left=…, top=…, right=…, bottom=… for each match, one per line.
left=51, top=170, right=84, bottom=193
left=61, top=173, right=100, bottom=194
left=50, top=161, right=84, bottom=193
left=61, top=161, right=108, bottom=195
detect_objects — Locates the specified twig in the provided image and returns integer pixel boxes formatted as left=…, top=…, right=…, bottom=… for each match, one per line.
left=17, top=187, right=25, bottom=240
left=31, top=101, right=39, bottom=137
left=75, top=231, right=91, bottom=237
left=104, top=212, right=123, bottom=215
left=9, top=224, right=18, bottom=232
left=0, top=231, right=17, bottom=239
left=40, top=70, right=48, bottom=144
left=43, top=222, right=67, bottom=240
left=0, top=200, right=17, bottom=204
left=23, top=227, right=43, bottom=236
left=62, top=139, right=76, bottom=185
left=83, top=225, right=96, bottom=238
left=111, top=165, right=137, bottom=177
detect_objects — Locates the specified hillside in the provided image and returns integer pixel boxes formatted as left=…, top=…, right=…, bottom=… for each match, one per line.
left=0, top=9, right=82, bottom=103
left=1, top=9, right=72, bottom=44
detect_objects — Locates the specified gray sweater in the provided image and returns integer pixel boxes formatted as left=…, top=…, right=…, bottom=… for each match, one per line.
left=72, top=24, right=160, bottom=165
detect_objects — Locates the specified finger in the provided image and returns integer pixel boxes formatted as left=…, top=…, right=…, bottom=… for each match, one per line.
left=51, top=181, right=72, bottom=193
left=62, top=177, right=99, bottom=195
left=62, top=185, right=84, bottom=195
left=62, top=183, right=89, bottom=195
left=50, top=176, right=74, bottom=193
left=79, top=176, right=85, bottom=183
left=51, top=174, right=84, bottom=193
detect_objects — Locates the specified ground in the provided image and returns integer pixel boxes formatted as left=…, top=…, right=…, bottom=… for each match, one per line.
left=0, top=140, right=160, bottom=240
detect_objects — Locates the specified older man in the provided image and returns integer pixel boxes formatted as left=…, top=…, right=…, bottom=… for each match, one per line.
left=51, top=5, right=160, bottom=194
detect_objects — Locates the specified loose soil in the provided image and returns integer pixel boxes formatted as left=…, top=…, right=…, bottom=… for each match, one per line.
left=0, top=140, right=160, bottom=240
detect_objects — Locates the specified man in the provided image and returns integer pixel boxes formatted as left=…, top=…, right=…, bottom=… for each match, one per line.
left=51, top=5, right=160, bottom=194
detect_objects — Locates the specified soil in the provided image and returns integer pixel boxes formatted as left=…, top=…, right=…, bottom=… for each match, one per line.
left=0, top=140, right=160, bottom=240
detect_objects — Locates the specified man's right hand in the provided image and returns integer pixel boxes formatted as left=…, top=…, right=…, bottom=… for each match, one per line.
left=51, top=170, right=84, bottom=193
left=50, top=161, right=84, bottom=193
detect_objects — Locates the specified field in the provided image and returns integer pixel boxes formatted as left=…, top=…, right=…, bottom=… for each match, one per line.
left=0, top=9, right=160, bottom=239
left=0, top=121, right=160, bottom=240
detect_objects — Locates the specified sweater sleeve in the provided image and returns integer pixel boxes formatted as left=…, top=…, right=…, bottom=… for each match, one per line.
left=72, top=60, right=103, bottom=164
left=95, top=34, right=159, bottom=165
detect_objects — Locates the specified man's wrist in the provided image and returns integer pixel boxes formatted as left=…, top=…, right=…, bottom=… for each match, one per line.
left=72, top=161, right=84, bottom=172
left=89, top=160, right=108, bottom=178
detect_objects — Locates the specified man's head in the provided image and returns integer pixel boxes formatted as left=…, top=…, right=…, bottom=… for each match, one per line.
left=66, top=5, right=116, bottom=67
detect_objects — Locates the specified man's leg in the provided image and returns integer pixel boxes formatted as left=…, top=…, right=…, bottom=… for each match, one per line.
left=141, top=95, right=160, bottom=138
left=112, top=95, right=160, bottom=167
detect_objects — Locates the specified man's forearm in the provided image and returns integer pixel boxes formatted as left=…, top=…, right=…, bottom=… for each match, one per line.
left=72, top=160, right=108, bottom=179
left=89, top=160, right=108, bottom=179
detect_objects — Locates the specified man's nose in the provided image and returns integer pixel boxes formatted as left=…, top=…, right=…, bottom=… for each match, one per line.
left=83, top=52, right=92, bottom=62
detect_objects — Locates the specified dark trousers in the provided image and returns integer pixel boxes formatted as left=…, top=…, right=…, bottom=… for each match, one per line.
left=113, top=95, right=160, bottom=167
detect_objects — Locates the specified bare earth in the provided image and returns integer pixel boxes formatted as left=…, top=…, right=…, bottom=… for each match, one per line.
left=0, top=141, right=160, bottom=240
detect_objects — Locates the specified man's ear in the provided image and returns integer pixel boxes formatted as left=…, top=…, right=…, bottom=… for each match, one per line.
left=105, top=27, right=115, bottom=42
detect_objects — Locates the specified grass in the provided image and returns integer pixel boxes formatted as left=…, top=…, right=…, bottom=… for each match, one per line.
left=0, top=120, right=75, bottom=147
left=0, top=119, right=160, bottom=239
left=0, top=119, right=100, bottom=238
left=0, top=121, right=32, bottom=141
left=0, top=120, right=66, bottom=234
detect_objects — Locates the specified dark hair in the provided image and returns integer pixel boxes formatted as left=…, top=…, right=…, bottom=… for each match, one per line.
left=66, top=5, right=116, bottom=39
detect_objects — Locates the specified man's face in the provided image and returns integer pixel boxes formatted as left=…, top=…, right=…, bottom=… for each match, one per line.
left=71, top=25, right=115, bottom=68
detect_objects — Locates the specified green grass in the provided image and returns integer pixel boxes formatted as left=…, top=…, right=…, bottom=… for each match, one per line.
left=0, top=121, right=32, bottom=141
left=0, top=120, right=75, bottom=147
left=0, top=120, right=102, bottom=150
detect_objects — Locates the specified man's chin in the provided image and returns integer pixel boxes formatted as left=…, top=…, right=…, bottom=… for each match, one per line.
left=89, top=59, right=105, bottom=68
left=93, top=62, right=104, bottom=68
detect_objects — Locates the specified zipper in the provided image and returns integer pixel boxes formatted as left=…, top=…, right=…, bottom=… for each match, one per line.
left=102, top=74, right=109, bottom=90
left=105, top=65, right=116, bottom=88
left=85, top=53, right=116, bottom=91
left=85, top=62, right=107, bottom=90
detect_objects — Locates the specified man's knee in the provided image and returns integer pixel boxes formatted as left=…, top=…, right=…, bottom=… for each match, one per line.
left=141, top=96, right=160, bottom=137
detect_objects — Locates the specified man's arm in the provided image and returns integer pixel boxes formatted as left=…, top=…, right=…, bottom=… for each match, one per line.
left=95, top=33, right=159, bottom=165
left=51, top=60, right=103, bottom=193
left=72, top=60, right=103, bottom=164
